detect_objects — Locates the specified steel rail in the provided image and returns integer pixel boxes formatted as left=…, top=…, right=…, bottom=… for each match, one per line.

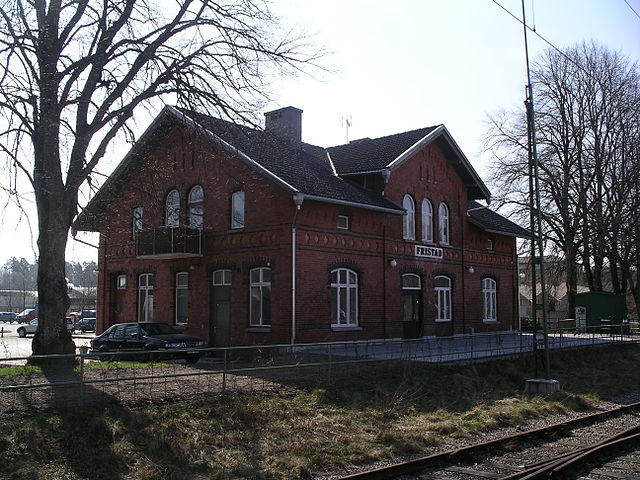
left=336, top=402, right=640, bottom=480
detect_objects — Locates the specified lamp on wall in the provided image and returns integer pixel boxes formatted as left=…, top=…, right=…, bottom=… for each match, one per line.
left=466, top=266, right=475, bottom=273
left=388, top=258, right=398, bottom=268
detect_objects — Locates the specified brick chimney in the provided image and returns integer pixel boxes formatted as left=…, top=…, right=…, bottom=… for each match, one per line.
left=264, top=106, right=303, bottom=144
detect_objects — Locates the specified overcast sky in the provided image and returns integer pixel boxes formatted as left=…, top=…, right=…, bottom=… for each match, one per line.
left=1, top=0, right=639, bottom=265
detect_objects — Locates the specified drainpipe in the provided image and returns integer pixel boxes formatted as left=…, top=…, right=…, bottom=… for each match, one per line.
left=291, top=192, right=304, bottom=345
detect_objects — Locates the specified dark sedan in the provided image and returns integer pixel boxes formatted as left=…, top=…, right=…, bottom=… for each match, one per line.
left=90, top=322, right=207, bottom=363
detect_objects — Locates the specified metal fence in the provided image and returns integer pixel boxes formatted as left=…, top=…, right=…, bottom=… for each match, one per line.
left=1, top=324, right=638, bottom=413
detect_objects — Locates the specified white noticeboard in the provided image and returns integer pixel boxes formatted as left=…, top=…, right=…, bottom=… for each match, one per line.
left=575, top=306, right=587, bottom=332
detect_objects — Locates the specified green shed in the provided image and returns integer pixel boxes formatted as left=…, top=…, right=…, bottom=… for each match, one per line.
left=573, top=291, right=627, bottom=328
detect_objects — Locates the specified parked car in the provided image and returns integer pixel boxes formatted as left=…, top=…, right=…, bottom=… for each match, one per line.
left=90, top=322, right=207, bottom=363
left=17, top=317, right=74, bottom=337
left=15, top=309, right=37, bottom=323
left=76, top=317, right=96, bottom=333
left=69, top=310, right=96, bottom=325
left=0, top=312, right=17, bottom=322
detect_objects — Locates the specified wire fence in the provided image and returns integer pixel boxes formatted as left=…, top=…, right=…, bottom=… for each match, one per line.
left=1, top=324, right=638, bottom=413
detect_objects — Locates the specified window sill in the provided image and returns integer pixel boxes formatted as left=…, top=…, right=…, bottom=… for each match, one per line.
left=435, top=319, right=452, bottom=323
left=331, top=325, right=362, bottom=332
left=174, top=323, right=188, bottom=330
left=483, top=320, right=499, bottom=324
left=246, top=326, right=271, bottom=333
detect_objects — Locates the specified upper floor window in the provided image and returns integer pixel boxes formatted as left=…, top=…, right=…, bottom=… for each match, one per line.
left=166, top=189, right=180, bottom=227
left=133, top=207, right=143, bottom=238
left=250, top=267, right=271, bottom=326
left=439, top=202, right=450, bottom=245
left=434, top=275, right=451, bottom=322
left=422, top=199, right=433, bottom=243
left=330, top=268, right=358, bottom=326
left=175, top=272, right=189, bottom=325
left=482, top=277, right=497, bottom=322
left=402, top=194, right=415, bottom=240
left=188, top=185, right=204, bottom=229
left=337, top=214, right=350, bottom=230
left=231, top=191, right=245, bottom=229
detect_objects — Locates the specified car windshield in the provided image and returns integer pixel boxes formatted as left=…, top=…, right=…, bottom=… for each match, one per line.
left=140, top=323, right=177, bottom=336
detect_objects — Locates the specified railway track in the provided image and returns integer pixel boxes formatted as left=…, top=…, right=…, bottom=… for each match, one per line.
left=337, top=402, right=640, bottom=480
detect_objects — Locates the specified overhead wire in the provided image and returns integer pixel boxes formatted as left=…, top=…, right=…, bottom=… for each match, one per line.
left=623, top=0, right=640, bottom=21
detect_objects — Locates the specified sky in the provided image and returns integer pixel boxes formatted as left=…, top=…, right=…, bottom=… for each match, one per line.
left=0, top=0, right=638, bottom=265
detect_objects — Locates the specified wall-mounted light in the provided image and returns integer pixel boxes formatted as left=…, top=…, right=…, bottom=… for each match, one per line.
left=388, top=258, right=398, bottom=268
left=466, top=266, right=475, bottom=273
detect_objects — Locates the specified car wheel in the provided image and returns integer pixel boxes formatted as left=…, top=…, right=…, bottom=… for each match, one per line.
left=17, top=327, right=26, bottom=338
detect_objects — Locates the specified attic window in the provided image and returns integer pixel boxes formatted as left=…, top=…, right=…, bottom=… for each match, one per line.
left=337, top=215, right=350, bottom=230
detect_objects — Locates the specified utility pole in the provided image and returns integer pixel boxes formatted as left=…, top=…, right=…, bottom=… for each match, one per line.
left=521, top=0, right=557, bottom=393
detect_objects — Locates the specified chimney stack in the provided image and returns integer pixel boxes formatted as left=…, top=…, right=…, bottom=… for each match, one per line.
left=264, top=106, right=302, bottom=144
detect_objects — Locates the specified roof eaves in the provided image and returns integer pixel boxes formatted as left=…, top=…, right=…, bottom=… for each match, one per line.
left=386, top=125, right=445, bottom=171
left=168, top=107, right=299, bottom=194
left=302, top=193, right=404, bottom=215
left=467, top=216, right=531, bottom=239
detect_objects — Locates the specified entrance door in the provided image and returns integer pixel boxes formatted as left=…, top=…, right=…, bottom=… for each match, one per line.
left=401, top=274, right=423, bottom=338
left=211, top=269, right=232, bottom=347
left=110, top=274, right=128, bottom=326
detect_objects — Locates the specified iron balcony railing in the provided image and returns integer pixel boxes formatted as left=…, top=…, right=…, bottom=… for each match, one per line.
left=135, top=226, right=202, bottom=258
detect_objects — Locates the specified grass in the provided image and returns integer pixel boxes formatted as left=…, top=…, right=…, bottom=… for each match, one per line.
left=0, top=361, right=166, bottom=377
left=1, top=343, right=639, bottom=479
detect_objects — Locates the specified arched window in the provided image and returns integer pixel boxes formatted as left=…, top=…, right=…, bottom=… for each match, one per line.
left=439, top=202, right=450, bottom=245
left=403, top=194, right=415, bottom=240
left=434, top=275, right=451, bottom=321
left=482, top=277, right=497, bottom=322
left=165, top=189, right=180, bottom=227
left=175, top=272, right=189, bottom=324
left=250, top=267, right=271, bottom=326
left=138, top=273, right=154, bottom=322
left=132, top=206, right=143, bottom=238
left=188, top=185, right=204, bottom=229
left=231, top=191, right=245, bottom=229
left=402, top=273, right=421, bottom=290
left=330, top=268, right=358, bottom=326
left=421, top=199, right=433, bottom=243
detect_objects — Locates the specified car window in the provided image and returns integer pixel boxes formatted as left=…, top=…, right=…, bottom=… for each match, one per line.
left=123, top=324, right=139, bottom=338
left=140, top=323, right=177, bottom=335
left=110, top=325, right=127, bottom=340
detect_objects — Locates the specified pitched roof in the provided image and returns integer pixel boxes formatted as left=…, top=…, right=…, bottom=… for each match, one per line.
left=467, top=201, right=531, bottom=238
left=327, top=125, right=491, bottom=200
left=328, top=127, right=437, bottom=174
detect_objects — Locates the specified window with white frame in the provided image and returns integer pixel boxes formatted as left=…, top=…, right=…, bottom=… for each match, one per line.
left=249, top=267, right=271, bottom=326
left=434, top=275, right=451, bottom=321
left=231, top=191, right=245, bottom=229
left=337, top=214, right=350, bottom=230
left=482, top=277, right=497, bottom=322
left=422, top=199, right=433, bottom=243
left=165, top=189, right=180, bottom=227
left=439, top=202, right=450, bottom=245
left=213, top=269, right=232, bottom=286
left=188, top=185, right=204, bottom=229
left=175, top=272, right=189, bottom=325
left=133, top=207, right=143, bottom=238
left=330, top=268, right=358, bottom=326
left=138, top=273, right=154, bottom=322
left=117, top=275, right=127, bottom=290
left=403, top=194, right=415, bottom=240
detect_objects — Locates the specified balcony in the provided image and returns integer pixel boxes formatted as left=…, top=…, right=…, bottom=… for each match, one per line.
left=136, top=226, right=202, bottom=259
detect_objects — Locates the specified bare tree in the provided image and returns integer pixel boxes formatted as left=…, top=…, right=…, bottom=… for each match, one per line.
left=0, top=0, right=321, bottom=357
left=487, top=42, right=640, bottom=317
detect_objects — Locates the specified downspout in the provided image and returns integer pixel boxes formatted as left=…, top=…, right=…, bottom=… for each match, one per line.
left=459, top=198, right=466, bottom=335
left=291, top=193, right=304, bottom=345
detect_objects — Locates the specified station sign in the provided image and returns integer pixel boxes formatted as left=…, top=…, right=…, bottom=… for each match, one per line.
left=415, top=245, right=443, bottom=260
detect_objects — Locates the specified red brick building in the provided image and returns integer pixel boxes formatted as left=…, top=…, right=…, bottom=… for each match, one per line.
left=73, top=105, right=528, bottom=346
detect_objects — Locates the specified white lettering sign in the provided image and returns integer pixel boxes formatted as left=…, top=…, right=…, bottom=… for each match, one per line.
left=415, top=245, right=443, bottom=259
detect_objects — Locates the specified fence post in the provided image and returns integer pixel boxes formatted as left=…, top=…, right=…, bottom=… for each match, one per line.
left=222, top=349, right=227, bottom=393
left=79, top=351, right=85, bottom=406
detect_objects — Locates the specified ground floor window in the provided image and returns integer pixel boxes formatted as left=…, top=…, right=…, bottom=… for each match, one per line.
left=175, top=272, right=188, bottom=325
left=482, top=277, right=497, bottom=321
left=331, top=268, right=358, bottom=326
left=250, top=267, right=271, bottom=326
left=138, top=273, right=154, bottom=322
left=434, top=275, right=451, bottom=321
